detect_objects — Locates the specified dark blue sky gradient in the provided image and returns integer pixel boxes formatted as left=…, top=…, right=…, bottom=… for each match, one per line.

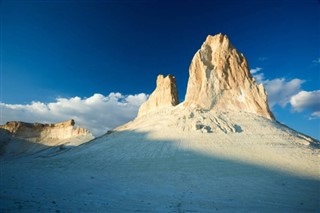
left=1, top=0, right=319, bottom=138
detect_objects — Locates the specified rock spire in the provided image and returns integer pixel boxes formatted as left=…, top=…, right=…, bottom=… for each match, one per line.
left=184, top=33, right=274, bottom=119
left=138, top=74, right=179, bottom=116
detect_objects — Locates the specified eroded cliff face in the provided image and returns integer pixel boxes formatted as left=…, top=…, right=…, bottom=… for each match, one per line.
left=0, top=119, right=94, bottom=156
left=1, top=119, right=92, bottom=142
left=184, top=34, right=274, bottom=119
left=138, top=74, right=179, bottom=116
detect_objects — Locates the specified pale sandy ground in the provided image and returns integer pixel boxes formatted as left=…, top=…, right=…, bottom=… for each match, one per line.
left=1, top=107, right=319, bottom=212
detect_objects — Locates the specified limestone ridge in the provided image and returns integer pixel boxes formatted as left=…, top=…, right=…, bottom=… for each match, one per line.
left=0, top=119, right=93, bottom=143
left=138, top=74, right=179, bottom=116
left=184, top=33, right=274, bottom=119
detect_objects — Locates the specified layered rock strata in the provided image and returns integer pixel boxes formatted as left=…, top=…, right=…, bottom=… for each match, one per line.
left=0, top=119, right=94, bottom=156
left=0, top=119, right=92, bottom=142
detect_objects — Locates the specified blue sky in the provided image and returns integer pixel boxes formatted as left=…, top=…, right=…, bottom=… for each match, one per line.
left=1, top=0, right=319, bottom=138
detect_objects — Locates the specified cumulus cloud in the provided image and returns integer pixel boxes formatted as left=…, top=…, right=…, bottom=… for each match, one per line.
left=250, top=67, right=305, bottom=108
left=0, top=93, right=148, bottom=136
left=290, top=90, right=320, bottom=118
left=250, top=66, right=320, bottom=119
left=264, top=78, right=305, bottom=107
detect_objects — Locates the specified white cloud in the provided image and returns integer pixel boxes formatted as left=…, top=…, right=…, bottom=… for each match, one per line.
left=250, top=67, right=262, bottom=74
left=250, top=67, right=305, bottom=108
left=264, top=78, right=305, bottom=108
left=312, top=58, right=320, bottom=64
left=290, top=90, right=320, bottom=119
left=0, top=93, right=148, bottom=136
left=250, top=66, right=320, bottom=119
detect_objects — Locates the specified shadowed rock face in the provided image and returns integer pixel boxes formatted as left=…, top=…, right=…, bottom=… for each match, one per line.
left=184, top=33, right=274, bottom=119
left=138, top=74, right=179, bottom=116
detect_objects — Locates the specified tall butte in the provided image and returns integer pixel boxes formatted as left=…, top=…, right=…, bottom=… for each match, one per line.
left=184, top=33, right=274, bottom=119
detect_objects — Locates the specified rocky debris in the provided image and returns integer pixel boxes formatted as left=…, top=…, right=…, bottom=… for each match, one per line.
left=184, top=33, right=274, bottom=119
left=175, top=108, right=243, bottom=134
left=138, top=74, right=179, bottom=116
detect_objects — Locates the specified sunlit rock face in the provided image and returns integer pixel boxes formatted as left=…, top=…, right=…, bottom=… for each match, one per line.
left=184, top=33, right=274, bottom=119
left=138, top=74, right=179, bottom=117
left=0, top=119, right=94, bottom=156
left=0, top=119, right=93, bottom=143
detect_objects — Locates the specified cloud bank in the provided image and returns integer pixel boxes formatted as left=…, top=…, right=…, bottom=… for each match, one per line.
left=0, top=93, right=148, bottom=136
left=290, top=90, right=320, bottom=119
left=264, top=78, right=305, bottom=107
left=250, top=67, right=319, bottom=118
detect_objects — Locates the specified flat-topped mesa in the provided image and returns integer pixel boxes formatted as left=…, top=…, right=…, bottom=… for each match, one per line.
left=184, top=33, right=274, bottom=119
left=0, top=119, right=93, bottom=141
left=138, top=74, right=179, bottom=117
left=0, top=119, right=94, bottom=157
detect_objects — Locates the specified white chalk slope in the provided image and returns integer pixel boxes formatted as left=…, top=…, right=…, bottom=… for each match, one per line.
left=1, top=107, right=319, bottom=212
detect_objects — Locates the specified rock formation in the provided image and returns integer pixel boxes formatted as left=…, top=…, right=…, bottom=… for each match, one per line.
left=0, top=119, right=92, bottom=141
left=1, top=34, right=319, bottom=213
left=184, top=33, right=274, bottom=119
left=0, top=119, right=94, bottom=156
left=138, top=74, right=179, bottom=116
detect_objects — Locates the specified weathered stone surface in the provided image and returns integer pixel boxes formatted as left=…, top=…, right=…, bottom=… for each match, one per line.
left=184, top=33, right=274, bottom=119
left=0, top=119, right=93, bottom=144
left=138, top=74, right=179, bottom=116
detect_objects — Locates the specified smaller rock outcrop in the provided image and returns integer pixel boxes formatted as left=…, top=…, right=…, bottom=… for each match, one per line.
left=0, top=119, right=92, bottom=141
left=0, top=119, right=94, bottom=157
left=138, top=74, right=179, bottom=116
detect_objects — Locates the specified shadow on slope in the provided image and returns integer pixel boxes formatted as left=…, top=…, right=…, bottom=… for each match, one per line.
left=1, top=130, right=319, bottom=212
left=0, top=128, right=77, bottom=159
